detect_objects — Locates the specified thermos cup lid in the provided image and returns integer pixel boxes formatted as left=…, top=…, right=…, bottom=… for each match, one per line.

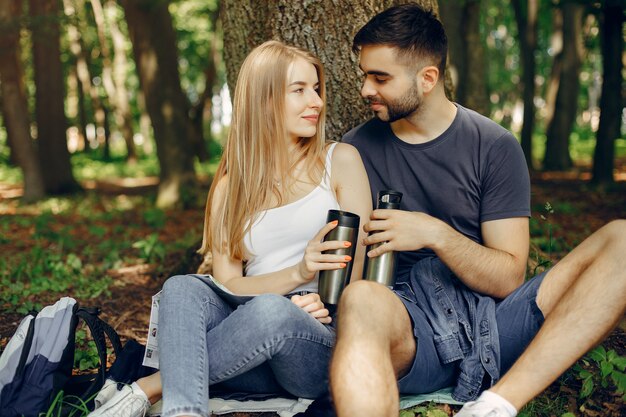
left=326, top=209, right=360, bottom=228
left=377, top=190, right=403, bottom=209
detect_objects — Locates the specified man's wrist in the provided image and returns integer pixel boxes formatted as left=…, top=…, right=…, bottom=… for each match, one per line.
left=428, top=217, right=453, bottom=253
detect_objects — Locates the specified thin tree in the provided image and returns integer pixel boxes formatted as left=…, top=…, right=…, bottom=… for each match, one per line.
left=29, top=0, right=80, bottom=194
left=592, top=0, right=624, bottom=184
left=543, top=2, right=584, bottom=171
left=92, top=0, right=137, bottom=162
left=0, top=0, right=45, bottom=201
left=119, top=0, right=196, bottom=208
left=440, top=0, right=490, bottom=116
left=512, top=0, right=538, bottom=169
left=188, top=8, right=221, bottom=163
left=63, top=0, right=110, bottom=155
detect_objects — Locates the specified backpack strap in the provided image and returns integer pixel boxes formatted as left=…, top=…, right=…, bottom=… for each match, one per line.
left=70, top=307, right=124, bottom=402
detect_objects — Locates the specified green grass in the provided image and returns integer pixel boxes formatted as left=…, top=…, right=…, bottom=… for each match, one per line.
left=0, top=190, right=206, bottom=313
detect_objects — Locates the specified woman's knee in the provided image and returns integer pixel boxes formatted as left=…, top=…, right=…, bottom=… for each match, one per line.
left=161, top=275, right=216, bottom=306
left=243, top=294, right=303, bottom=331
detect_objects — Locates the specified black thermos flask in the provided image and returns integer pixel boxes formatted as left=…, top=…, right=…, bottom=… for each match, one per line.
left=363, top=190, right=403, bottom=288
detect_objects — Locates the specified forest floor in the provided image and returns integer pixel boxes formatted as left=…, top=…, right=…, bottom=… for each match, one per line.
left=0, top=165, right=625, bottom=417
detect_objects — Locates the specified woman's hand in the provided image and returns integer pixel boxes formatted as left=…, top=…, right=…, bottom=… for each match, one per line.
left=296, top=220, right=352, bottom=283
left=291, top=293, right=331, bottom=324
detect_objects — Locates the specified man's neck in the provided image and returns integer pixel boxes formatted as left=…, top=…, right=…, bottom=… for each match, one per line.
left=390, top=98, right=457, bottom=145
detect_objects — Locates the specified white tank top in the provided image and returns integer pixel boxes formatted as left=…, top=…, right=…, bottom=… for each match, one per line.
left=243, top=143, right=340, bottom=293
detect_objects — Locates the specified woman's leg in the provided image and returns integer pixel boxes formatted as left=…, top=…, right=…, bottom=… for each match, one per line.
left=158, top=275, right=232, bottom=417
left=205, top=293, right=335, bottom=399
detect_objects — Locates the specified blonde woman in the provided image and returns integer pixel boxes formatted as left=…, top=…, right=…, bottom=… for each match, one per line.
left=90, top=41, right=372, bottom=417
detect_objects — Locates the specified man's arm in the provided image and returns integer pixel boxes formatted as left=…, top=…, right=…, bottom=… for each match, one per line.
left=363, top=211, right=529, bottom=298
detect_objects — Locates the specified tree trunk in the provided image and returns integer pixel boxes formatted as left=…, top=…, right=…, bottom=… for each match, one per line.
left=29, top=0, right=80, bottom=194
left=188, top=9, right=220, bottom=163
left=440, top=0, right=489, bottom=116
left=543, top=7, right=563, bottom=125
left=222, top=0, right=447, bottom=141
left=592, top=0, right=624, bottom=184
left=119, top=0, right=196, bottom=208
left=543, top=3, right=583, bottom=171
left=92, top=0, right=137, bottom=162
left=512, top=0, right=538, bottom=169
left=0, top=0, right=45, bottom=201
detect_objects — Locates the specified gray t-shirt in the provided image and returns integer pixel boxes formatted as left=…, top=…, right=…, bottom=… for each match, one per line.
left=343, top=105, right=530, bottom=277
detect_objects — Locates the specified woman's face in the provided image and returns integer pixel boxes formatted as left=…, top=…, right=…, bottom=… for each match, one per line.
left=284, top=58, right=323, bottom=142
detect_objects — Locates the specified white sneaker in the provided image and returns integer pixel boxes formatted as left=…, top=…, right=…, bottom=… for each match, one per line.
left=88, top=382, right=150, bottom=417
left=94, top=378, right=119, bottom=409
left=454, top=391, right=517, bottom=417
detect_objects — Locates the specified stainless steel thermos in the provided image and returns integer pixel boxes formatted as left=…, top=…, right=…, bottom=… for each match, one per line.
left=364, top=190, right=403, bottom=287
left=318, top=209, right=360, bottom=305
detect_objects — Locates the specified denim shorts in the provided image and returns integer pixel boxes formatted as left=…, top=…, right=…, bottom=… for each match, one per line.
left=395, top=270, right=548, bottom=394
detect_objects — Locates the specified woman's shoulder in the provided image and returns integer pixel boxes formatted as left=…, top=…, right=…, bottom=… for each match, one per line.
left=329, top=141, right=362, bottom=166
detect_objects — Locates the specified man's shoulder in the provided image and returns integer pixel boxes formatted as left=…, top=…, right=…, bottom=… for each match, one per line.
left=457, top=105, right=514, bottom=143
left=342, top=118, right=386, bottom=145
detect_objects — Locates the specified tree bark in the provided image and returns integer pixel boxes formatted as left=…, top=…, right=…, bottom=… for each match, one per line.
left=29, top=0, right=80, bottom=194
left=592, top=0, right=624, bottom=184
left=543, top=3, right=583, bottom=171
left=119, top=0, right=196, bottom=208
left=440, top=0, right=489, bottom=116
left=512, top=0, right=538, bottom=169
left=222, top=0, right=448, bottom=141
left=0, top=0, right=45, bottom=201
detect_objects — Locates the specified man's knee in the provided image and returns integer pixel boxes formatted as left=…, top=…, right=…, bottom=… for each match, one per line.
left=603, top=219, right=626, bottom=244
left=338, top=280, right=390, bottom=318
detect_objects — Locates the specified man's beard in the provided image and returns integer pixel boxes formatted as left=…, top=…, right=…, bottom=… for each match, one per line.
left=370, top=83, right=421, bottom=122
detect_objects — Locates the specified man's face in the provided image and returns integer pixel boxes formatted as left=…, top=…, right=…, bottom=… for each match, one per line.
left=358, top=45, right=422, bottom=122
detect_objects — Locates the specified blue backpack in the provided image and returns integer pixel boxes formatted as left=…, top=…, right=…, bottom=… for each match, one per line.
left=0, top=297, right=122, bottom=417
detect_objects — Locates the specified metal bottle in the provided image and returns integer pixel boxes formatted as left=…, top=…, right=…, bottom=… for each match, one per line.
left=318, top=209, right=360, bottom=305
left=364, top=190, right=403, bottom=288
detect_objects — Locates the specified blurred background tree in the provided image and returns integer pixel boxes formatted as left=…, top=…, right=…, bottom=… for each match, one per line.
left=0, top=0, right=624, bottom=206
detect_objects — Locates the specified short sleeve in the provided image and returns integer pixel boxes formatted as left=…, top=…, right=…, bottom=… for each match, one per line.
left=480, top=133, right=530, bottom=222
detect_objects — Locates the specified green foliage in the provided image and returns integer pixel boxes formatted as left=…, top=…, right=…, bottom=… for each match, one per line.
left=132, top=233, right=165, bottom=263
left=518, top=393, right=569, bottom=417
left=41, top=388, right=96, bottom=417
left=73, top=329, right=101, bottom=371
left=143, top=207, right=166, bottom=229
left=399, top=403, right=449, bottom=417
left=529, top=202, right=556, bottom=276
left=0, top=249, right=112, bottom=314
left=71, top=153, right=161, bottom=181
left=572, top=345, right=626, bottom=401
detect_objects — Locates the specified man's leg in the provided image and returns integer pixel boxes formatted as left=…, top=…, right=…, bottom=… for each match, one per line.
left=330, top=280, right=416, bottom=417
left=474, top=220, right=626, bottom=412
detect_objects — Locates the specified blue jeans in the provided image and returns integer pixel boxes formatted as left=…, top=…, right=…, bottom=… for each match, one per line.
left=158, top=275, right=336, bottom=417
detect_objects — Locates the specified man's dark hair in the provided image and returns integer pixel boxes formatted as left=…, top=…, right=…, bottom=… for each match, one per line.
left=353, top=3, right=447, bottom=75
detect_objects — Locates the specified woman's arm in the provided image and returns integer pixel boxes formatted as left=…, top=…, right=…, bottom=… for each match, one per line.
left=330, top=143, right=373, bottom=282
left=210, top=177, right=352, bottom=295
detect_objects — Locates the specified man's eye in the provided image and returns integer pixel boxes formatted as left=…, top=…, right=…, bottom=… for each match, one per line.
left=375, top=77, right=387, bottom=84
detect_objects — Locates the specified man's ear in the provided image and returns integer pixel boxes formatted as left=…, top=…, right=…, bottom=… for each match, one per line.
left=418, top=65, right=439, bottom=93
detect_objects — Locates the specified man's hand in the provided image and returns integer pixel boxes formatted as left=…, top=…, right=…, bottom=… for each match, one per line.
left=291, top=293, right=332, bottom=324
left=362, top=209, right=445, bottom=257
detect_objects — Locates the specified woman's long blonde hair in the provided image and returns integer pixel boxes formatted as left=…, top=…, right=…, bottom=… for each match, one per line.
left=200, top=40, right=327, bottom=259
